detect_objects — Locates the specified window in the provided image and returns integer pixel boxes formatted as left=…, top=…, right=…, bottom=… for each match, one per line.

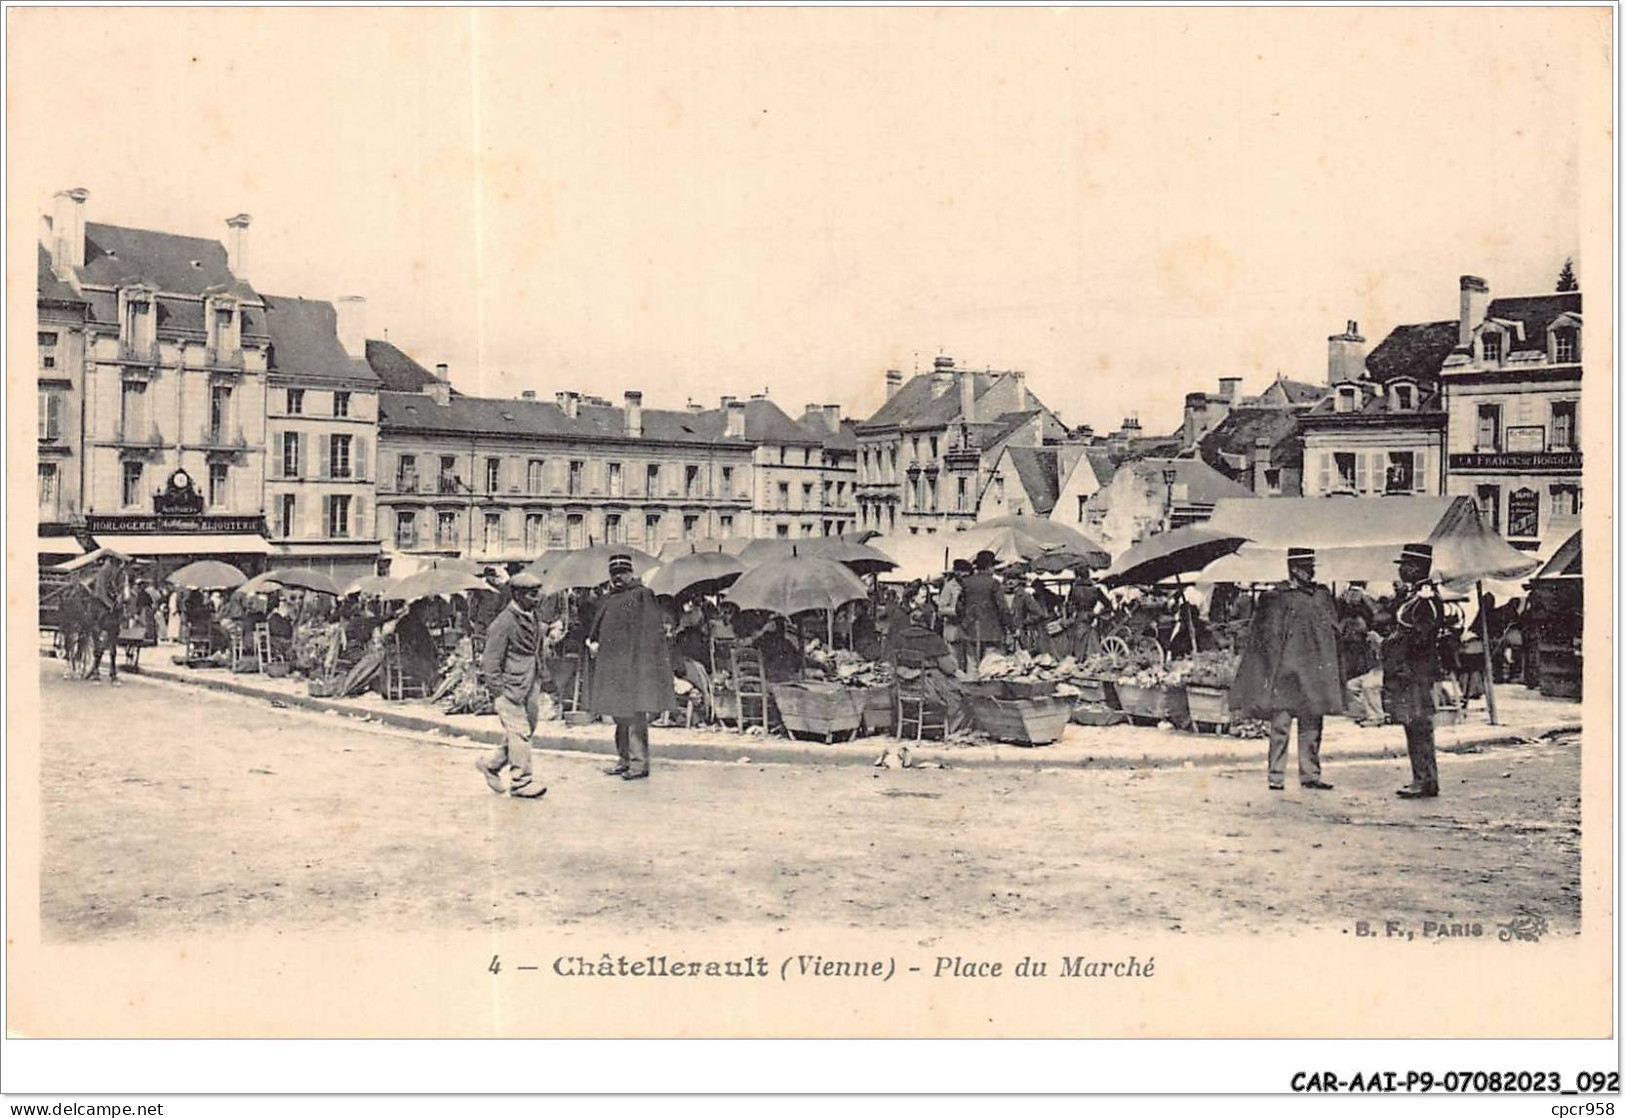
left=483, top=512, right=502, bottom=552
left=777, top=482, right=790, bottom=510
left=802, top=482, right=814, bottom=509
left=439, top=455, right=459, bottom=493
left=527, top=459, right=544, bottom=494
left=1333, top=452, right=1357, bottom=491
left=38, top=331, right=58, bottom=370
left=646, top=464, right=661, bottom=495
left=1554, top=328, right=1578, bottom=363
left=568, top=460, right=584, bottom=495
left=1551, top=401, right=1577, bottom=450
left=1385, top=452, right=1416, bottom=494
left=911, top=437, right=920, bottom=462
left=121, top=460, right=143, bottom=507
left=1476, top=404, right=1502, bottom=451
left=1476, top=485, right=1501, bottom=532
left=684, top=465, right=700, bottom=498
left=1077, top=495, right=1087, bottom=521
left=330, top=434, right=353, bottom=479
left=396, top=510, right=418, bottom=550
left=1335, top=386, right=1358, bottom=413
left=1392, top=384, right=1414, bottom=411
left=397, top=454, right=417, bottom=493
left=779, top=446, right=788, bottom=465
left=1264, top=468, right=1282, bottom=493
left=719, top=514, right=734, bottom=537
left=436, top=510, right=458, bottom=547
left=608, top=462, right=623, bottom=497
left=119, top=380, right=148, bottom=438
left=122, top=297, right=151, bottom=346
left=485, top=457, right=501, bottom=493
left=822, top=480, right=833, bottom=507
left=604, top=513, right=623, bottom=544
left=801, top=523, right=814, bottom=537
left=524, top=514, right=545, bottom=552
left=212, top=306, right=235, bottom=352
left=1550, top=485, right=1581, bottom=519
left=994, top=476, right=1005, bottom=504
left=209, top=384, right=232, bottom=441
left=332, top=391, right=351, bottom=418
left=928, top=477, right=938, bottom=512
left=565, top=513, right=585, bottom=549
left=280, top=432, right=300, bottom=477
left=776, top=524, right=790, bottom=538
left=959, top=478, right=970, bottom=512
left=208, top=462, right=229, bottom=508
left=721, top=466, right=734, bottom=496
left=278, top=494, right=297, bottom=538
left=38, top=390, right=62, bottom=440
left=1481, top=333, right=1501, bottom=363
left=38, top=463, right=58, bottom=515
left=645, top=514, right=661, bottom=542
left=683, top=515, right=698, bottom=539
left=929, top=436, right=939, bottom=459
left=286, top=388, right=304, bottom=415
left=328, top=495, right=352, bottom=539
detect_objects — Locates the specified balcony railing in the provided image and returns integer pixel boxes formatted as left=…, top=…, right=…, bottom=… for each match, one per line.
left=200, top=426, right=249, bottom=450
left=205, top=347, right=246, bottom=371
left=112, top=423, right=165, bottom=447
left=394, top=475, right=420, bottom=495
left=437, top=476, right=466, bottom=495
left=118, top=339, right=160, bottom=365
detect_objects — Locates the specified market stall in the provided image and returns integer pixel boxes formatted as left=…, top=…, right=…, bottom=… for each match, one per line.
left=1524, top=529, right=1581, bottom=698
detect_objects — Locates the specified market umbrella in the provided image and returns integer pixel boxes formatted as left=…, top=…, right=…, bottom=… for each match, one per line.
left=806, top=539, right=899, bottom=576
left=1099, top=527, right=1249, bottom=587
left=656, top=537, right=752, bottom=561
left=238, top=567, right=343, bottom=597
left=428, top=556, right=482, bottom=574
left=645, top=551, right=747, bottom=598
left=532, top=545, right=656, bottom=595
left=345, top=573, right=396, bottom=597
left=724, top=553, right=869, bottom=648
left=383, top=568, right=493, bottom=603
left=169, top=559, right=248, bottom=590
left=970, top=515, right=1108, bottom=556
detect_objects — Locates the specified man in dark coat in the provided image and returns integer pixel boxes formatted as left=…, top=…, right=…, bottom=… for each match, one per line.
left=587, top=553, right=676, bottom=781
left=1230, top=547, right=1343, bottom=791
left=476, top=571, right=548, bottom=798
left=84, top=553, right=129, bottom=684
left=958, top=550, right=1010, bottom=674
left=1384, top=543, right=1444, bottom=799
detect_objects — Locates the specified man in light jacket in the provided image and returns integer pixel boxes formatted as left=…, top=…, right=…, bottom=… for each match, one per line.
left=476, top=571, right=548, bottom=798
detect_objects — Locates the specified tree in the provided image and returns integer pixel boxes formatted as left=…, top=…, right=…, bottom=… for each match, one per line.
left=1556, top=257, right=1578, bottom=292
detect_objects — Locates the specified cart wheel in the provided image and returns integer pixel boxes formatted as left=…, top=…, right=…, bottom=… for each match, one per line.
left=1101, top=635, right=1131, bottom=658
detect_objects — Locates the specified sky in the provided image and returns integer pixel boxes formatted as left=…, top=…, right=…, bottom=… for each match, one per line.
left=11, top=8, right=1601, bottom=435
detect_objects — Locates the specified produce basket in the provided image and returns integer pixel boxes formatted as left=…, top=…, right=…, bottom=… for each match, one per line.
left=1069, top=702, right=1128, bottom=727
left=998, top=679, right=1058, bottom=700
left=969, top=694, right=1073, bottom=746
left=1184, top=685, right=1232, bottom=733
left=1070, top=678, right=1118, bottom=708
left=1114, top=683, right=1190, bottom=727
left=855, top=684, right=894, bottom=734
left=771, top=681, right=864, bottom=742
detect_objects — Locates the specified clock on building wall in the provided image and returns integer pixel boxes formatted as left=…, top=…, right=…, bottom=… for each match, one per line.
left=153, top=468, right=205, bottom=516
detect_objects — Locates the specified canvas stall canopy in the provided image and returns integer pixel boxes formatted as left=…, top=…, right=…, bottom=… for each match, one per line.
left=1196, top=496, right=1539, bottom=589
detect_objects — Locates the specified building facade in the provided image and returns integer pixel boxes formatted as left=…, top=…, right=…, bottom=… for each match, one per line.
left=261, top=294, right=382, bottom=581
left=37, top=242, right=90, bottom=558
left=1079, top=456, right=1256, bottom=553
left=1440, top=276, right=1582, bottom=555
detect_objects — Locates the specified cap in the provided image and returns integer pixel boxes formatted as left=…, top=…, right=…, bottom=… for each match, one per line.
left=608, top=552, right=635, bottom=575
left=1395, top=542, right=1433, bottom=567
left=1287, top=547, right=1315, bottom=563
left=509, top=571, right=542, bottom=590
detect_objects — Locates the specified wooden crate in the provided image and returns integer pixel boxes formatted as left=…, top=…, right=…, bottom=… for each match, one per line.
left=855, top=685, right=894, bottom=733
left=771, top=682, right=864, bottom=742
left=969, top=695, right=1073, bottom=745
left=1071, top=678, right=1119, bottom=707
left=1184, top=685, right=1232, bottom=733
left=1115, top=683, right=1190, bottom=727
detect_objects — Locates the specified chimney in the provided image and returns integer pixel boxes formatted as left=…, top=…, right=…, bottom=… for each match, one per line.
left=624, top=390, right=643, bottom=438
left=1326, top=319, right=1366, bottom=385
left=50, top=187, right=88, bottom=277
left=555, top=390, right=579, bottom=419
left=726, top=399, right=747, bottom=438
left=885, top=369, right=903, bottom=400
left=1218, top=376, right=1242, bottom=403
left=520, top=389, right=536, bottom=400
left=822, top=404, right=841, bottom=432
left=957, top=369, right=976, bottom=425
left=1251, top=436, right=1273, bottom=495
left=720, top=395, right=736, bottom=410
left=424, top=363, right=451, bottom=406
left=225, top=213, right=252, bottom=280
left=335, top=295, right=366, bottom=358
left=1008, top=370, right=1029, bottom=412
left=434, top=362, right=449, bottom=382
left=1459, top=276, right=1490, bottom=348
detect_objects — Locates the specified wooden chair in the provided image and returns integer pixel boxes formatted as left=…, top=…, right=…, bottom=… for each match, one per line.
left=894, top=664, right=949, bottom=741
left=184, top=621, right=213, bottom=663
left=230, top=627, right=258, bottom=673
left=383, top=632, right=430, bottom=701
left=731, top=645, right=771, bottom=733
left=253, top=624, right=275, bottom=673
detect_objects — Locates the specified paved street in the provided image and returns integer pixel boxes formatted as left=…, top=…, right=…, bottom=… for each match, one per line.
left=39, top=660, right=1581, bottom=942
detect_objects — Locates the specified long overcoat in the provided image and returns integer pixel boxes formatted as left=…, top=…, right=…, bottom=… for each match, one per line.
left=1230, top=581, right=1345, bottom=717
left=1380, top=586, right=1442, bottom=723
left=957, top=572, right=1010, bottom=643
left=587, top=582, right=676, bottom=717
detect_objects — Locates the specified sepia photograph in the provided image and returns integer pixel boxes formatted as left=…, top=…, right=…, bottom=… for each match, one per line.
left=4, top=3, right=1616, bottom=1098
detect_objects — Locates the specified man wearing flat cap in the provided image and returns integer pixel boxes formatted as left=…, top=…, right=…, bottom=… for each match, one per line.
left=476, top=571, right=548, bottom=798
left=587, top=552, right=675, bottom=780
left=1231, top=547, right=1343, bottom=791
left=1384, top=543, right=1444, bottom=799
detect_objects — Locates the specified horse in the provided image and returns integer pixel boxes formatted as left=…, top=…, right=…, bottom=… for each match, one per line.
left=53, top=580, right=100, bottom=679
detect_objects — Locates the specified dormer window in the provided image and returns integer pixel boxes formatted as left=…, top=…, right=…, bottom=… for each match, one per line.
left=119, top=289, right=155, bottom=351
left=206, top=296, right=241, bottom=358
left=1481, top=332, right=1502, bottom=363
left=1554, top=327, right=1578, bottom=363
left=1334, top=385, right=1358, bottom=413
left=1392, top=384, right=1415, bottom=411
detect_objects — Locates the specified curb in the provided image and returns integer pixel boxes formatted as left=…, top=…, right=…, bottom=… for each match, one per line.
left=129, top=662, right=1580, bottom=773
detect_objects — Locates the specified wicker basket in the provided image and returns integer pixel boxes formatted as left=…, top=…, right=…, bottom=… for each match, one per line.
left=1114, top=683, right=1190, bottom=727
left=969, top=694, right=1073, bottom=745
left=1184, top=685, right=1232, bottom=732
left=771, top=681, right=864, bottom=742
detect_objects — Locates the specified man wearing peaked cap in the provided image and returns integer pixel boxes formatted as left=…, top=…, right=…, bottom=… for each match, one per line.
left=1384, top=542, right=1444, bottom=799
left=587, top=552, right=674, bottom=780
left=1230, top=546, right=1343, bottom=792
left=475, top=570, right=548, bottom=798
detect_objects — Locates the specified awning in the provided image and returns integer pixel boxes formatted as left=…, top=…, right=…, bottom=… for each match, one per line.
left=90, top=533, right=274, bottom=556
left=35, top=534, right=86, bottom=556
